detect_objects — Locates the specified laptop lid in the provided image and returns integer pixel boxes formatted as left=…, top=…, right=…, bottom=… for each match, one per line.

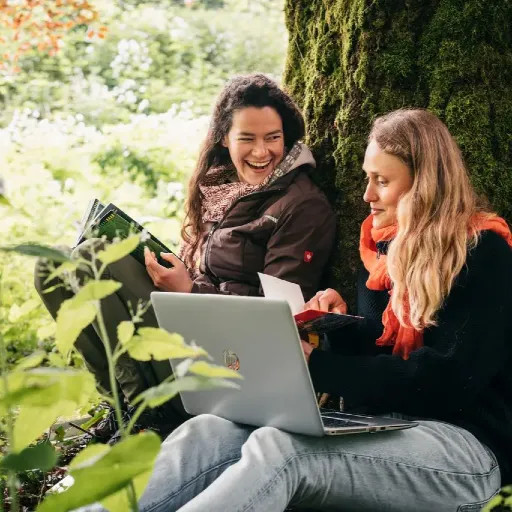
left=151, top=292, right=326, bottom=436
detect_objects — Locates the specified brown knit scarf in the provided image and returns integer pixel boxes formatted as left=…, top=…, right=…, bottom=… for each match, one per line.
left=179, top=142, right=305, bottom=270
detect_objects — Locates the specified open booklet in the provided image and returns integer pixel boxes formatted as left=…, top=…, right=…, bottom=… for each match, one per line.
left=75, top=199, right=180, bottom=268
left=258, top=273, right=363, bottom=335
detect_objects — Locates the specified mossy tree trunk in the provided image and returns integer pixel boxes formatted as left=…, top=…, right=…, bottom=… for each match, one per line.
left=284, top=0, right=512, bottom=304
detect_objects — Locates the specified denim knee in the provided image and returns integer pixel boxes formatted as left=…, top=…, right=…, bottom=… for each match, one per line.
left=163, top=414, right=236, bottom=445
left=243, top=426, right=297, bottom=465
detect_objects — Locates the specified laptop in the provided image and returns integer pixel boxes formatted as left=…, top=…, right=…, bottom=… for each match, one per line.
left=151, top=292, right=418, bottom=436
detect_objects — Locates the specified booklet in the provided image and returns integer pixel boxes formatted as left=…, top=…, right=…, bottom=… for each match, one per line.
left=258, top=273, right=362, bottom=335
left=76, top=199, right=180, bottom=268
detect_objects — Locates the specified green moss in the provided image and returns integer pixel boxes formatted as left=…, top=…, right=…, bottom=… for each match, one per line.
left=284, top=0, right=512, bottom=303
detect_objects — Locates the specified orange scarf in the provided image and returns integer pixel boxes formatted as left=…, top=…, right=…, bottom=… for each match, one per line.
left=359, top=214, right=512, bottom=360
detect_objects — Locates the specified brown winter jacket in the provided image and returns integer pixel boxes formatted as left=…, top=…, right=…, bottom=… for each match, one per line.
left=190, top=162, right=336, bottom=300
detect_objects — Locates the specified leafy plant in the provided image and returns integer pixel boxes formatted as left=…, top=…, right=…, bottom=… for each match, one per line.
left=0, top=236, right=242, bottom=511
left=484, top=486, right=512, bottom=511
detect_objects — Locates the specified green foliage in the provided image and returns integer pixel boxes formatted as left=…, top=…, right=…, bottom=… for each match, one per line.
left=0, top=1, right=285, bottom=507
left=37, top=432, right=161, bottom=512
left=1, top=236, right=242, bottom=511
left=121, top=327, right=207, bottom=361
left=0, top=0, right=286, bottom=127
left=1, top=442, right=57, bottom=472
left=484, top=486, right=512, bottom=511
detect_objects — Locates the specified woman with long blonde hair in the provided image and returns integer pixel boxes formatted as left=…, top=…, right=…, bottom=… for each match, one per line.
left=80, top=109, right=512, bottom=511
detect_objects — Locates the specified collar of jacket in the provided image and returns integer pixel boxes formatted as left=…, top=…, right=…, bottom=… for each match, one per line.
left=237, top=164, right=313, bottom=201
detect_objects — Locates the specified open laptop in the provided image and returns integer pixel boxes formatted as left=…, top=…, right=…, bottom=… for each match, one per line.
left=151, top=292, right=418, bottom=436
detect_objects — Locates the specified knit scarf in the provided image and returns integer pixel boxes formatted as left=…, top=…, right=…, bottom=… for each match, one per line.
left=359, top=213, right=512, bottom=360
left=179, top=142, right=305, bottom=268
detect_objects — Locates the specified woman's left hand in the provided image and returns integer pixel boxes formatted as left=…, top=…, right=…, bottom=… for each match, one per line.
left=144, top=247, right=193, bottom=293
left=301, top=340, right=314, bottom=363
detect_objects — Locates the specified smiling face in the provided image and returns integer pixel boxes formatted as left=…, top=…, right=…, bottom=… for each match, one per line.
left=222, top=106, right=285, bottom=185
left=363, top=138, right=414, bottom=229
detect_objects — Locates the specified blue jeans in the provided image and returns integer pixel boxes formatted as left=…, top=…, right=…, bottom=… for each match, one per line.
left=133, top=414, right=500, bottom=512
left=77, top=413, right=500, bottom=512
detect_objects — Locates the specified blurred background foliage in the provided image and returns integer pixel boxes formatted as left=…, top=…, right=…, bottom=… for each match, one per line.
left=0, top=0, right=287, bottom=367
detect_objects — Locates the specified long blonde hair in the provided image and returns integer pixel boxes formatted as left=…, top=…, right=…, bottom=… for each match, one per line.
left=370, top=109, right=490, bottom=329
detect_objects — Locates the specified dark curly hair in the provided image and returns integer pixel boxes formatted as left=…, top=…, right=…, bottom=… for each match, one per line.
left=181, top=73, right=305, bottom=269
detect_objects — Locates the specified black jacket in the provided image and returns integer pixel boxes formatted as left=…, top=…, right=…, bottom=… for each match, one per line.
left=309, top=230, right=512, bottom=483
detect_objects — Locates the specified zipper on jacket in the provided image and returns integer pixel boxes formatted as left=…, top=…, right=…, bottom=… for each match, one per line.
left=203, top=187, right=285, bottom=280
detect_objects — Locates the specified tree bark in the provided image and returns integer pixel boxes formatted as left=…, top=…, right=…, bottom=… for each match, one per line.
left=283, top=0, right=512, bottom=305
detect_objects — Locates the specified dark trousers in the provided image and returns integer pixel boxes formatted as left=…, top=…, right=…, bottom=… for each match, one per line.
left=34, top=241, right=189, bottom=428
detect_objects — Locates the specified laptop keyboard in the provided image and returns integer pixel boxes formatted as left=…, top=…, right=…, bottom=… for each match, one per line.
left=320, top=410, right=368, bottom=429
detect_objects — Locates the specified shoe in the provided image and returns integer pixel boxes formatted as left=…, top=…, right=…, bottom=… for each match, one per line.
left=90, top=402, right=131, bottom=442
left=107, top=405, right=184, bottom=445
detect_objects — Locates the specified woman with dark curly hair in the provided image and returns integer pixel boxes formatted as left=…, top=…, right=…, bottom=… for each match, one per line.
left=35, top=74, right=335, bottom=436
left=144, top=73, right=335, bottom=300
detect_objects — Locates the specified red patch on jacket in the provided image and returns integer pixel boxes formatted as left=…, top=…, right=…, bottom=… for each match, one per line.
left=304, top=251, right=313, bottom=263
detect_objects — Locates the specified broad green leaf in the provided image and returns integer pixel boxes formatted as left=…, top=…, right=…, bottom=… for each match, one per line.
left=42, top=283, right=65, bottom=294
left=0, top=372, right=60, bottom=413
left=126, top=327, right=205, bottom=361
left=188, top=360, right=243, bottom=380
left=134, top=376, right=240, bottom=408
left=38, top=432, right=161, bottom=512
left=101, top=470, right=152, bottom=512
left=97, top=235, right=140, bottom=265
left=56, top=299, right=96, bottom=355
left=69, top=444, right=110, bottom=470
left=1, top=369, right=96, bottom=451
left=37, top=323, right=56, bottom=340
left=1, top=442, right=57, bottom=472
left=0, top=244, right=71, bottom=262
left=117, top=321, right=135, bottom=346
left=44, top=260, right=79, bottom=284
left=80, top=408, right=108, bottom=431
left=14, top=402, right=76, bottom=452
left=8, top=299, right=40, bottom=322
left=47, top=352, right=65, bottom=367
left=14, top=351, right=45, bottom=370
left=74, top=280, right=122, bottom=303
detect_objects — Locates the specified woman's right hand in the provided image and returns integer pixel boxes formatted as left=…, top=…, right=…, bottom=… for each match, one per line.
left=304, top=288, right=347, bottom=314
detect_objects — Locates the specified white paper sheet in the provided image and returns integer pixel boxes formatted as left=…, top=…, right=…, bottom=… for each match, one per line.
left=258, top=272, right=305, bottom=315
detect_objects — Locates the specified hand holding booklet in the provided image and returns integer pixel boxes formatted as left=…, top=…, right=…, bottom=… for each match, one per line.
left=76, top=198, right=180, bottom=268
left=257, top=273, right=362, bottom=335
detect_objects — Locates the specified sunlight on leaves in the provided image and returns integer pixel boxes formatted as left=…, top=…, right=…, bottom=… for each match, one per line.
left=188, top=360, right=243, bottom=380
left=38, top=432, right=161, bottom=512
left=117, top=321, right=135, bottom=346
left=125, top=327, right=206, bottom=361
left=47, top=352, right=66, bottom=367
left=101, top=469, right=152, bottom=512
left=37, top=323, right=56, bottom=340
left=5, top=369, right=96, bottom=451
left=97, top=235, right=140, bottom=265
left=74, top=280, right=122, bottom=303
left=133, top=375, right=240, bottom=408
left=44, top=260, right=80, bottom=284
left=8, top=299, right=40, bottom=322
left=56, top=299, right=96, bottom=355
left=69, top=444, right=110, bottom=470
left=14, top=351, right=45, bottom=371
